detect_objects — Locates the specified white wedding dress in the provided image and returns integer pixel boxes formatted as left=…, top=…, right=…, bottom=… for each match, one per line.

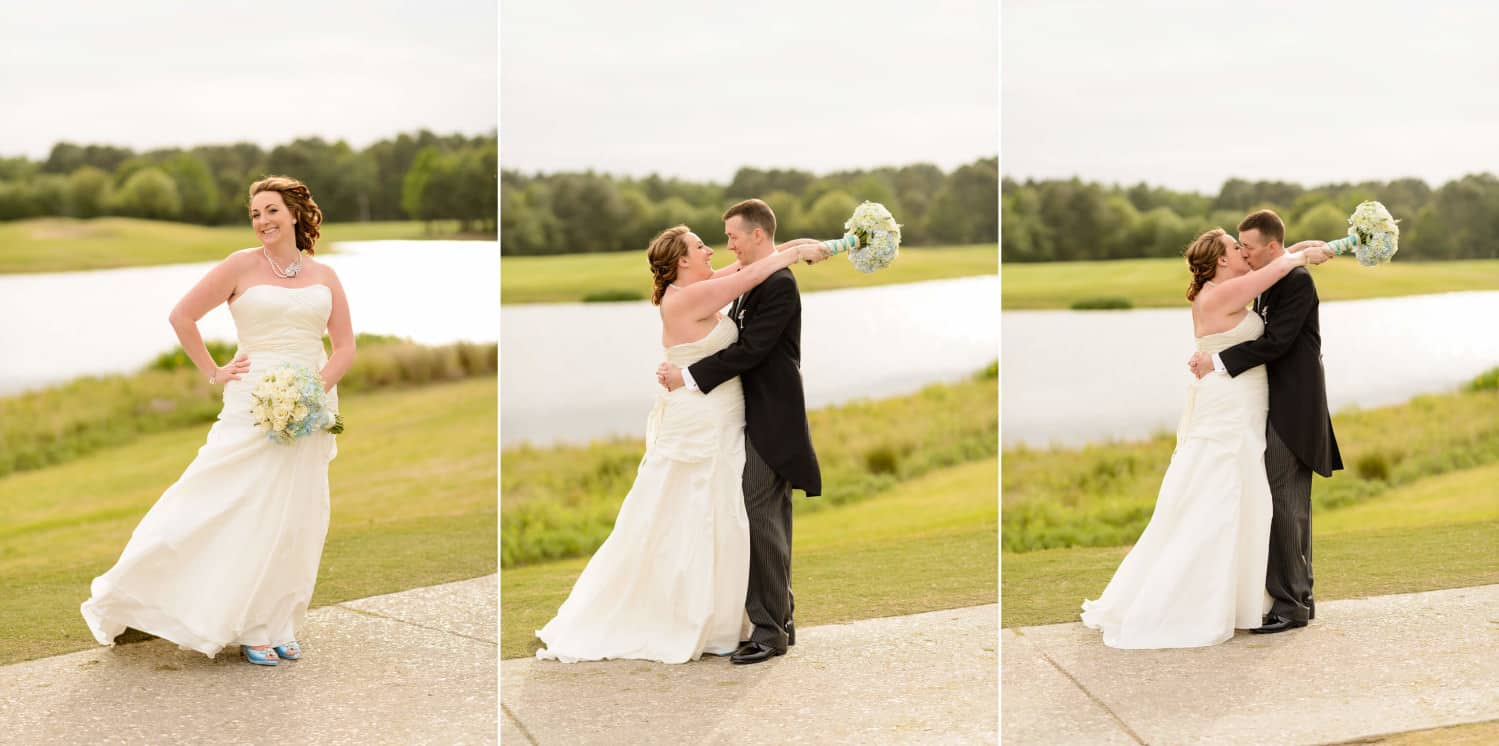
left=536, top=315, right=751, bottom=664
left=1080, top=312, right=1273, bottom=649
left=81, top=284, right=337, bottom=656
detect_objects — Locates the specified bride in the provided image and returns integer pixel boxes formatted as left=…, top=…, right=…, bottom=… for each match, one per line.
left=1079, top=228, right=1330, bottom=649
left=534, top=225, right=826, bottom=664
left=81, top=175, right=354, bottom=667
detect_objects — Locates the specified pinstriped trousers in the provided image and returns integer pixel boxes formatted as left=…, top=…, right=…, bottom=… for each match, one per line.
left=743, top=436, right=793, bottom=650
left=1265, top=423, right=1314, bottom=622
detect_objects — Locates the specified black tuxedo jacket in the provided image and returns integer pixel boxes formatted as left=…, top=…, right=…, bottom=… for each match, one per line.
left=1219, top=265, right=1344, bottom=477
left=688, top=267, right=821, bottom=496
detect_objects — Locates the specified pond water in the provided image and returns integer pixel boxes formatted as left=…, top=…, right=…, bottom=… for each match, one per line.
left=500, top=276, right=1000, bottom=446
left=1002, top=291, right=1499, bottom=447
left=0, top=241, right=499, bottom=396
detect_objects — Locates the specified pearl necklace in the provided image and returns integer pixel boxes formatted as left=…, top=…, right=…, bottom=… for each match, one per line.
left=263, top=247, right=303, bottom=278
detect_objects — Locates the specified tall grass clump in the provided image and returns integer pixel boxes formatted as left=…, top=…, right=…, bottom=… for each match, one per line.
left=1002, top=375, right=1499, bottom=552
left=1467, top=366, right=1499, bottom=392
left=1069, top=297, right=1132, bottom=310
left=501, top=369, right=998, bottom=567
left=0, top=337, right=497, bottom=478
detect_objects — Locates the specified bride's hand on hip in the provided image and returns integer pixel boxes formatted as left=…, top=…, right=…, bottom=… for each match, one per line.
left=211, top=353, right=250, bottom=384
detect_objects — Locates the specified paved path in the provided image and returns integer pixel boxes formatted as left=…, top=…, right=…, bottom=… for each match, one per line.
left=502, top=604, right=999, bottom=744
left=1002, top=584, right=1499, bottom=745
left=0, top=575, right=497, bottom=745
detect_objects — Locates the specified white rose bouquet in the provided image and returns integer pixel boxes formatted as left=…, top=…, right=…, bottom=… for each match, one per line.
left=820, top=201, right=902, bottom=273
left=249, top=363, right=344, bottom=445
left=1326, top=201, right=1399, bottom=266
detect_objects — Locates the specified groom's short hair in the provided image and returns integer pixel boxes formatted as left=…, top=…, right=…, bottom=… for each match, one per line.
left=723, top=199, right=777, bottom=240
left=1238, top=209, right=1285, bottom=246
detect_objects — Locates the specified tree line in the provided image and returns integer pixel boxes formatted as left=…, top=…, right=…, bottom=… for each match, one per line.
left=501, top=157, right=998, bottom=255
left=1003, top=173, right=1499, bottom=262
left=0, top=130, right=497, bottom=233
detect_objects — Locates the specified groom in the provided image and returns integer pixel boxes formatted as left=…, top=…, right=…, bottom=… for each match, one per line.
left=657, top=198, right=822, bottom=664
left=1189, top=208, right=1343, bottom=633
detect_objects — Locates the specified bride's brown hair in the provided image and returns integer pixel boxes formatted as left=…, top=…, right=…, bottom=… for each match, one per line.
left=249, top=175, right=324, bottom=254
left=647, top=225, right=692, bottom=305
left=1184, top=228, right=1228, bottom=301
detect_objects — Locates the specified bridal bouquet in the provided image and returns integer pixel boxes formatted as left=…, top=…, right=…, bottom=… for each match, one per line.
left=249, top=363, right=344, bottom=444
left=821, top=201, right=901, bottom=273
left=1326, top=201, right=1399, bottom=266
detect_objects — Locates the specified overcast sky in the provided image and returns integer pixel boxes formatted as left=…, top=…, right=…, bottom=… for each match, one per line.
left=501, top=0, right=999, bottom=182
left=1004, top=0, right=1499, bottom=193
left=2, top=1, right=496, bottom=160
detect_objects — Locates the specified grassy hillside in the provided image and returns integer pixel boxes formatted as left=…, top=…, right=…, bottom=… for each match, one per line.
left=501, top=244, right=995, bottom=304
left=0, top=377, right=497, bottom=665
left=1002, top=257, right=1499, bottom=310
left=0, top=217, right=480, bottom=273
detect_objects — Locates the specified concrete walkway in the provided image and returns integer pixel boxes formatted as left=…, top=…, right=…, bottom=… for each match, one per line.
left=1002, top=584, right=1499, bottom=745
left=502, top=604, right=999, bottom=744
left=0, top=575, right=497, bottom=745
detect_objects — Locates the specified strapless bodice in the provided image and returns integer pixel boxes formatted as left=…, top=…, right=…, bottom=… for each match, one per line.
left=665, top=316, right=738, bottom=367
left=228, top=284, right=332, bottom=367
left=1195, top=312, right=1263, bottom=355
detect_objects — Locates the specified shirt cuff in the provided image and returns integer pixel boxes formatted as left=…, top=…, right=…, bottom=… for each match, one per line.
left=1211, top=353, right=1227, bottom=375
left=681, top=366, right=700, bottom=392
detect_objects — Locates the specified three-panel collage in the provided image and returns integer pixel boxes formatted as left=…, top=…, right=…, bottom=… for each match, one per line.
left=3, top=1, right=1497, bottom=744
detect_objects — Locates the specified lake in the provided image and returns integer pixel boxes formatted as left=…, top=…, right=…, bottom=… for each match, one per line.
left=1002, top=291, right=1499, bottom=447
left=0, top=241, right=499, bottom=396
left=501, top=276, right=1000, bottom=446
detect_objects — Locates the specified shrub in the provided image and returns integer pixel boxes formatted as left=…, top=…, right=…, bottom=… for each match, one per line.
left=0, top=339, right=498, bottom=477
left=864, top=445, right=900, bottom=475
left=1355, top=451, right=1391, bottom=482
left=1070, top=297, right=1132, bottom=310
left=582, top=289, right=644, bottom=303
left=1467, top=367, right=1499, bottom=392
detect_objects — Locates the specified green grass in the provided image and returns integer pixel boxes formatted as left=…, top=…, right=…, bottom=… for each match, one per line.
left=1002, top=257, right=1499, bottom=310
left=1002, top=377, right=1499, bottom=552
left=502, top=368, right=998, bottom=567
left=1002, top=462, right=1499, bottom=628
left=0, top=377, right=497, bottom=665
left=0, top=339, right=496, bottom=478
left=0, top=217, right=479, bottom=273
left=500, top=244, right=996, bottom=304
left=501, top=457, right=997, bottom=659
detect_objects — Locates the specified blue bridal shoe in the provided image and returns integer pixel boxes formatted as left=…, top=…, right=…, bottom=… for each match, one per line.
left=273, top=641, right=302, bottom=661
left=241, top=645, right=280, bottom=666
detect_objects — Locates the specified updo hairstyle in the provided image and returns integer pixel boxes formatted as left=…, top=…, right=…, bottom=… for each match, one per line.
left=249, top=175, right=324, bottom=254
left=1184, top=228, right=1228, bottom=301
left=647, top=225, right=692, bottom=305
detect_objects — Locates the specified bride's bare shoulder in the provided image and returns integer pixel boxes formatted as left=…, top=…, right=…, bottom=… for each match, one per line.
left=222, top=248, right=262, bottom=269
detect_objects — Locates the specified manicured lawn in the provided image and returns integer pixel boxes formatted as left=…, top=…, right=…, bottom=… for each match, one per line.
left=501, top=244, right=995, bottom=304
left=0, top=217, right=480, bottom=273
left=503, top=370, right=997, bottom=567
left=1001, top=461, right=1499, bottom=628
left=501, top=457, right=998, bottom=659
left=0, top=377, right=496, bottom=665
left=1002, top=381, right=1499, bottom=552
left=1002, top=257, right=1499, bottom=310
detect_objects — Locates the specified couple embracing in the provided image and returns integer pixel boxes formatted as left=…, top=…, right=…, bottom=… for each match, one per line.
left=536, top=199, right=831, bottom=665
left=1082, top=209, right=1345, bottom=649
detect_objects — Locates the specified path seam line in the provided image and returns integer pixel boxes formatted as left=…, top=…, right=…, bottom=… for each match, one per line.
left=1021, top=628, right=1147, bottom=746
left=333, top=604, right=498, bottom=647
left=501, top=702, right=541, bottom=746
